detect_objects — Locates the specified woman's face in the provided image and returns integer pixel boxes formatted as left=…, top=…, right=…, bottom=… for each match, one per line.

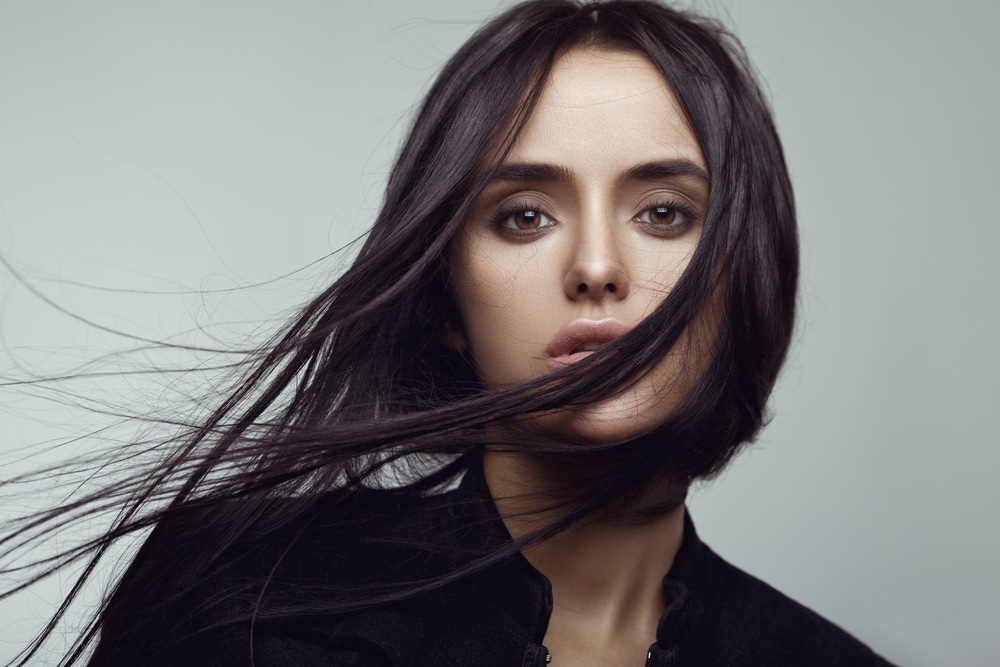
left=450, top=47, right=710, bottom=443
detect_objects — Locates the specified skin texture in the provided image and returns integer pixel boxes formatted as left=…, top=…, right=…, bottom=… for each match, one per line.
left=450, top=48, right=709, bottom=444
left=450, top=48, right=708, bottom=667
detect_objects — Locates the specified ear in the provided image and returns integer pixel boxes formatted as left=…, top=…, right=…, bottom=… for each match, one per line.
left=441, top=316, right=468, bottom=353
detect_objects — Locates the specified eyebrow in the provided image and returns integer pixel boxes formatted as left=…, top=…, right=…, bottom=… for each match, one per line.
left=485, top=159, right=709, bottom=187
left=487, top=163, right=573, bottom=184
left=619, top=160, right=709, bottom=186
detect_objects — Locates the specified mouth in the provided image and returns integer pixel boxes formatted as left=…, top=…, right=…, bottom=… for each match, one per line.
left=546, top=318, right=631, bottom=369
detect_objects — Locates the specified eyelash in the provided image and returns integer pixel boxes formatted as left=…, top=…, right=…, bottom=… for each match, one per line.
left=490, top=198, right=700, bottom=238
left=633, top=199, right=700, bottom=237
left=489, top=200, right=557, bottom=238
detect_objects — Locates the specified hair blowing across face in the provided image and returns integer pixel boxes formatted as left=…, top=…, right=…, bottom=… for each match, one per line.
left=7, top=2, right=796, bottom=664
left=323, top=0, right=798, bottom=484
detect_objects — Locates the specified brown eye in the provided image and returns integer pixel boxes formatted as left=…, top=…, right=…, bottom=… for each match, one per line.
left=634, top=203, right=693, bottom=237
left=496, top=207, right=555, bottom=233
left=514, top=210, right=541, bottom=229
left=647, top=206, right=677, bottom=225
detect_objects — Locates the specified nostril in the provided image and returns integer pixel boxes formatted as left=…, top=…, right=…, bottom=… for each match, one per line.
left=606, top=283, right=616, bottom=293
left=577, top=283, right=588, bottom=293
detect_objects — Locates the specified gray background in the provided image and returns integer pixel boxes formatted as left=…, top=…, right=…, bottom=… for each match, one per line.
left=1, top=1, right=998, bottom=664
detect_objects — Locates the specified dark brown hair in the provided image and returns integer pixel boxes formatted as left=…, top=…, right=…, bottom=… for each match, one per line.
left=4, top=2, right=796, bottom=664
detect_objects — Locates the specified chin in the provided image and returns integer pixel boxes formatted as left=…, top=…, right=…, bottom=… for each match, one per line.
left=528, top=388, right=675, bottom=445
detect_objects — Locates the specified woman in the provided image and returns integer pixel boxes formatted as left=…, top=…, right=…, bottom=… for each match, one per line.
left=10, top=1, right=894, bottom=665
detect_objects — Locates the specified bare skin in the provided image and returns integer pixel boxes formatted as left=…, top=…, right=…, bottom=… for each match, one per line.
left=449, top=48, right=709, bottom=443
left=451, top=47, right=706, bottom=666
left=485, top=452, right=684, bottom=666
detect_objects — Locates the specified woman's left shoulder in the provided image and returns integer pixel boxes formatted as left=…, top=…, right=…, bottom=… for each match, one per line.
left=684, top=536, right=898, bottom=666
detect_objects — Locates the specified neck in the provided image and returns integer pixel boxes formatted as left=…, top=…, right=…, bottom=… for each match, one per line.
left=483, top=450, right=685, bottom=642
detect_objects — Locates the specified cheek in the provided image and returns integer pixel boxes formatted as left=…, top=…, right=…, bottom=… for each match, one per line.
left=632, top=238, right=697, bottom=289
left=450, top=239, right=557, bottom=388
left=519, top=308, right=717, bottom=444
left=449, top=228, right=702, bottom=400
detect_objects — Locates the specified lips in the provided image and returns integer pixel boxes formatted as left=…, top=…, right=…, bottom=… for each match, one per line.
left=545, top=318, right=631, bottom=370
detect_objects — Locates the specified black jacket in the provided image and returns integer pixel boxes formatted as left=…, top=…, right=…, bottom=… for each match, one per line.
left=93, top=465, right=897, bottom=666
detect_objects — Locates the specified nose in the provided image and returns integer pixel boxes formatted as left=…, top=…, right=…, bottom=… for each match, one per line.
left=563, top=215, right=630, bottom=302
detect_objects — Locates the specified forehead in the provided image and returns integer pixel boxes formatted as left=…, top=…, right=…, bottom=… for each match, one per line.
left=507, top=47, right=705, bottom=172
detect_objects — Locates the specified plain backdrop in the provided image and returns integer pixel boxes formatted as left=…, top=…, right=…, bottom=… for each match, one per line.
left=1, top=1, right=998, bottom=665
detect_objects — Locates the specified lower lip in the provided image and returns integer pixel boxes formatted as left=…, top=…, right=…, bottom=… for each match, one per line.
left=545, top=350, right=596, bottom=371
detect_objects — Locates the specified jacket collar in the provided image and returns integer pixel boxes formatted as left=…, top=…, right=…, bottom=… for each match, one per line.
left=447, top=458, right=719, bottom=666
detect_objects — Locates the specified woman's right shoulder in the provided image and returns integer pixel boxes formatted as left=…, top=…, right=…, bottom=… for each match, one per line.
left=115, top=603, right=429, bottom=667
left=89, top=487, right=463, bottom=666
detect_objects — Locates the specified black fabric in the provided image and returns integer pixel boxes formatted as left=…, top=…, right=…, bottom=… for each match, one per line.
left=92, top=465, right=898, bottom=666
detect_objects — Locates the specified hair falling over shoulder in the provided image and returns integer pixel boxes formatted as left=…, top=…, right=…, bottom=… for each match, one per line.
left=1, top=1, right=797, bottom=664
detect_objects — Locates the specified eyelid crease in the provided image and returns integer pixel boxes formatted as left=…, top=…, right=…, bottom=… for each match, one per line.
left=478, top=180, right=706, bottom=225
left=486, top=194, right=701, bottom=224
left=635, top=190, right=702, bottom=220
left=635, top=202, right=695, bottom=222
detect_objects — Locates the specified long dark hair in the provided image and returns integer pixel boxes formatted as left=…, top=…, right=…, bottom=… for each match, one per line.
left=3, top=1, right=797, bottom=664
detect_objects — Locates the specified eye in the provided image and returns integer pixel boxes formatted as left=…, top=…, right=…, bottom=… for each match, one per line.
left=493, top=207, right=556, bottom=234
left=643, top=206, right=680, bottom=225
left=634, top=202, right=697, bottom=237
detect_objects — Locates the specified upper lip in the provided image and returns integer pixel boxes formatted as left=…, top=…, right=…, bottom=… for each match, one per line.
left=545, top=318, right=632, bottom=358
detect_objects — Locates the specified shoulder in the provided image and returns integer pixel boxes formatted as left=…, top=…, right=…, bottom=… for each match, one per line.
left=681, top=530, right=898, bottom=667
left=91, top=488, right=464, bottom=666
